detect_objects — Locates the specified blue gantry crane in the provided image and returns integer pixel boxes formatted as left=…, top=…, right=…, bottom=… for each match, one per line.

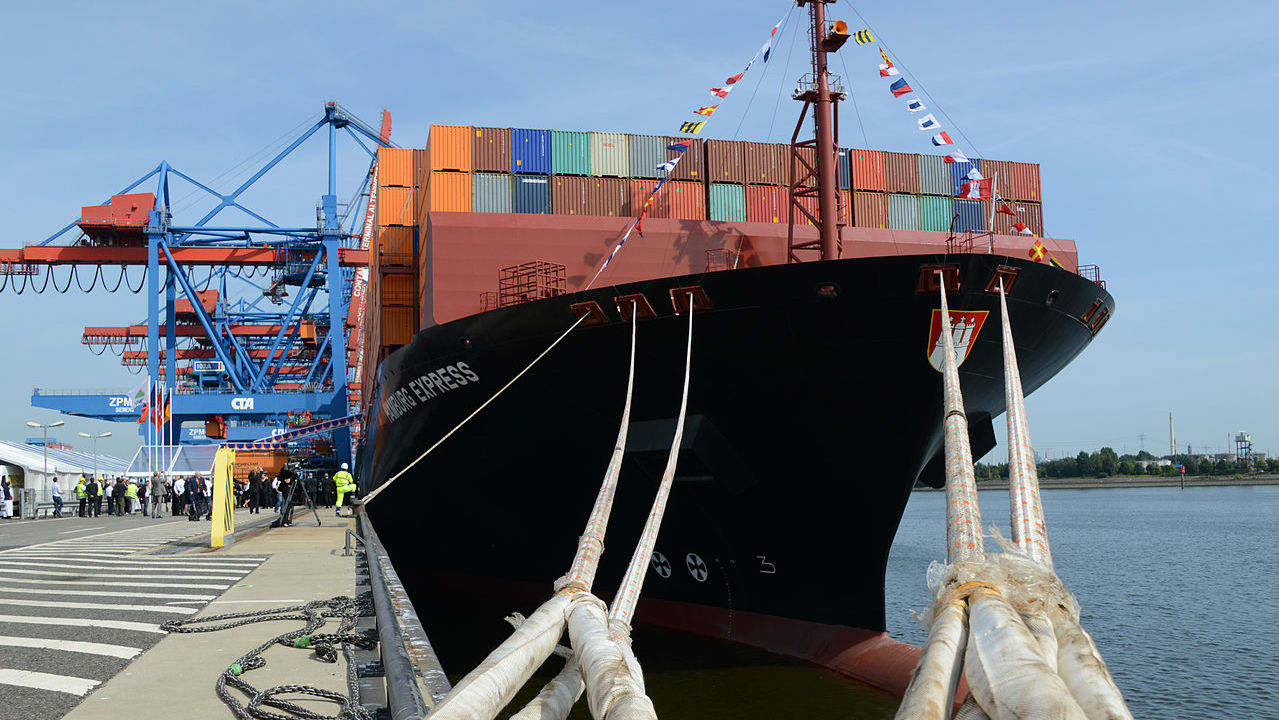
left=3, top=103, right=392, bottom=469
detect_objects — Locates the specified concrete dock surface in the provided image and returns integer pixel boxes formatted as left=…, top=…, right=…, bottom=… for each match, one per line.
left=39, top=509, right=363, bottom=720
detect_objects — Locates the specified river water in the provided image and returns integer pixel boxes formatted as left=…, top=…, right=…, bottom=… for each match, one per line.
left=480, top=485, right=1278, bottom=718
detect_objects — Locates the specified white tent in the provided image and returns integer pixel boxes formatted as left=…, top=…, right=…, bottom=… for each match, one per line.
left=0, top=439, right=130, bottom=503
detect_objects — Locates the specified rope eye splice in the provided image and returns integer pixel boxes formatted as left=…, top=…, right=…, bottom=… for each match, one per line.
left=160, top=593, right=377, bottom=720
left=894, top=280, right=1132, bottom=720
left=429, top=296, right=696, bottom=720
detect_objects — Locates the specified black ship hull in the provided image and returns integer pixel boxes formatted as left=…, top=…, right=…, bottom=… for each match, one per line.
left=360, top=253, right=1113, bottom=692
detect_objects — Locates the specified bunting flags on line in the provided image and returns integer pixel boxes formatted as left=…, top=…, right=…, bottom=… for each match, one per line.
left=943, top=150, right=969, bottom=164
left=854, top=30, right=875, bottom=44
left=879, top=64, right=899, bottom=77
left=1016, top=222, right=1035, bottom=236
left=906, top=98, right=926, bottom=112
left=889, top=78, right=913, bottom=97
left=997, top=203, right=1017, bottom=217
left=594, top=8, right=793, bottom=281
left=1029, top=239, right=1047, bottom=261
left=931, top=131, right=954, bottom=146
left=917, top=114, right=940, bottom=130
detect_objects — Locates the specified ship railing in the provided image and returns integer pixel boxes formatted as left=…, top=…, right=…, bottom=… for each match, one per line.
left=1077, top=263, right=1106, bottom=289
left=356, top=510, right=450, bottom=718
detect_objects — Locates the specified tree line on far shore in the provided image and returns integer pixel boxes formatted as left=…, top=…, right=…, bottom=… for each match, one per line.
left=974, top=448, right=1278, bottom=481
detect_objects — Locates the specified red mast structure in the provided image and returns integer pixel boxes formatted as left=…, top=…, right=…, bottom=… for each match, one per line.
left=788, top=0, right=850, bottom=263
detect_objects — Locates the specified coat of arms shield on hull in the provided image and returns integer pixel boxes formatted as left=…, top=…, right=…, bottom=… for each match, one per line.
left=927, top=309, right=988, bottom=371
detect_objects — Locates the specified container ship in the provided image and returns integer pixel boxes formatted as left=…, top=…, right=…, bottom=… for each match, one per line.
left=358, top=4, right=1113, bottom=696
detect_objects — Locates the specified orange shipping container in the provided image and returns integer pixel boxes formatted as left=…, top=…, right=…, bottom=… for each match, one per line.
left=428, top=124, right=472, bottom=172
left=381, top=272, right=415, bottom=307
left=706, top=139, right=747, bottom=184
left=376, top=147, right=414, bottom=188
left=472, top=127, right=511, bottom=173
left=427, top=172, right=472, bottom=213
left=884, top=152, right=919, bottom=194
left=846, top=149, right=886, bottom=191
left=381, top=306, right=416, bottom=347
left=378, top=186, right=414, bottom=227
left=980, top=159, right=1011, bottom=195
left=852, top=191, right=889, bottom=228
left=666, top=137, right=705, bottom=181
left=411, top=149, right=429, bottom=221
left=378, top=226, right=414, bottom=267
left=628, top=180, right=706, bottom=220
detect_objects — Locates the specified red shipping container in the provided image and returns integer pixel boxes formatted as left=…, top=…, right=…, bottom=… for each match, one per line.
left=742, top=142, right=783, bottom=185
left=584, top=177, right=628, bottom=217
left=666, top=137, right=705, bottom=181
left=847, top=149, right=887, bottom=191
left=706, top=139, right=747, bottom=184
left=552, top=176, right=588, bottom=216
left=989, top=200, right=1044, bottom=237
left=884, top=152, right=919, bottom=194
left=628, top=180, right=706, bottom=220
left=979, top=159, right=1011, bottom=196
left=472, top=127, right=511, bottom=173
left=1007, top=162, right=1042, bottom=202
left=745, top=185, right=787, bottom=223
left=852, top=191, right=889, bottom=228
left=771, top=144, right=818, bottom=187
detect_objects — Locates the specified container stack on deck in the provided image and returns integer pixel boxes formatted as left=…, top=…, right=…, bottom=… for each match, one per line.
left=360, top=123, right=1048, bottom=369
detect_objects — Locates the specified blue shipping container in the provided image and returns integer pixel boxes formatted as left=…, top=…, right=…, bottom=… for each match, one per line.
left=511, top=129, right=552, bottom=175
left=952, top=198, right=985, bottom=233
left=512, top=175, right=552, bottom=214
left=838, top=148, right=851, bottom=190
left=948, top=158, right=982, bottom=196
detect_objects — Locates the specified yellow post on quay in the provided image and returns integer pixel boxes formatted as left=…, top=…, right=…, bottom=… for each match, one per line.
left=211, top=448, right=236, bottom=548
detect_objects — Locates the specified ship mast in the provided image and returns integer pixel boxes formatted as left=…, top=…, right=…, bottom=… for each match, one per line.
left=787, top=0, right=850, bottom=263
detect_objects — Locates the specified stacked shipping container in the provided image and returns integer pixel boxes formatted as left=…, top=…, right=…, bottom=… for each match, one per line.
left=419, top=123, right=1046, bottom=235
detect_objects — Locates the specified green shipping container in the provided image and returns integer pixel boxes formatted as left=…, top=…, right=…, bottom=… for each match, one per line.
left=590, top=132, right=629, bottom=177
left=888, top=194, right=920, bottom=230
left=551, top=130, right=591, bottom=175
left=709, top=183, right=746, bottom=222
left=919, top=195, right=952, bottom=232
left=918, top=154, right=950, bottom=196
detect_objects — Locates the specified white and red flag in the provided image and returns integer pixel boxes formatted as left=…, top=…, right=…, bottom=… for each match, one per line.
left=1014, top=222, right=1034, bottom=236
left=958, top=178, right=992, bottom=200
left=943, top=149, right=969, bottom=164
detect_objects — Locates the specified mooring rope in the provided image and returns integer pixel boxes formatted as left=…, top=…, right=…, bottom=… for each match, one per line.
left=161, top=594, right=376, bottom=720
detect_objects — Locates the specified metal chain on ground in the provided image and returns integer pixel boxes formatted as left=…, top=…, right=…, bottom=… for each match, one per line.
left=161, top=594, right=376, bottom=720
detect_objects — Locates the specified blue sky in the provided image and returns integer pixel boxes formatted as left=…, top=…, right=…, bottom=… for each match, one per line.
left=0, top=0, right=1274, bottom=462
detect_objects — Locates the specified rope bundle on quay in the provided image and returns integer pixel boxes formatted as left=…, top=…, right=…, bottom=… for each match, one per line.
left=895, top=278, right=1132, bottom=720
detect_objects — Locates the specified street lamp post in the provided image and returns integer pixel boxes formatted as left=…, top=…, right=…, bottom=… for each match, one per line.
left=26, top=420, right=65, bottom=497
left=78, top=431, right=113, bottom=484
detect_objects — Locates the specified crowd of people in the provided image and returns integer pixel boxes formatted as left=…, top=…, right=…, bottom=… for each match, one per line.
left=0, top=463, right=358, bottom=521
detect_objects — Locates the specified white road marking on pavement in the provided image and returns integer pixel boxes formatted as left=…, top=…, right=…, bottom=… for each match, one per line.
left=3, top=578, right=230, bottom=590
left=206, top=599, right=307, bottom=604
left=0, top=559, right=256, bottom=574
left=0, top=567, right=245, bottom=580
left=0, top=614, right=163, bottom=633
left=0, top=635, right=141, bottom=659
left=0, top=598, right=198, bottom=615
left=60, top=527, right=107, bottom=534
left=0, top=587, right=215, bottom=601
left=16, top=554, right=262, bottom=568
left=0, top=668, right=101, bottom=696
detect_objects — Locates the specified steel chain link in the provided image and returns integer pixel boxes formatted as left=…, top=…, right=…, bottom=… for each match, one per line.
left=161, top=594, right=376, bottom=720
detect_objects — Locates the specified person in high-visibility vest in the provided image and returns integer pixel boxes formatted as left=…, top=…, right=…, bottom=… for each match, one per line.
left=124, top=480, right=139, bottom=514
left=333, top=464, right=356, bottom=517
left=75, top=477, right=88, bottom=517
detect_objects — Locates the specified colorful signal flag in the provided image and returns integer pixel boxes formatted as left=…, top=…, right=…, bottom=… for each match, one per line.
left=679, top=121, right=706, bottom=135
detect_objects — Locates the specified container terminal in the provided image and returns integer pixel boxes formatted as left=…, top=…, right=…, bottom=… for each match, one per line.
left=0, top=2, right=1131, bottom=717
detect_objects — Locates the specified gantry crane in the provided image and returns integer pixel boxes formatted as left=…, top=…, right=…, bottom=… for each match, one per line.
left=0, top=102, right=391, bottom=469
